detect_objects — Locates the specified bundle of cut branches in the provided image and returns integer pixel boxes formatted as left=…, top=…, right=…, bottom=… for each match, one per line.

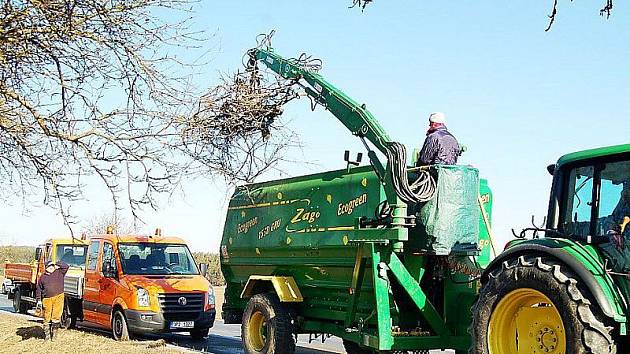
left=178, top=32, right=317, bottom=182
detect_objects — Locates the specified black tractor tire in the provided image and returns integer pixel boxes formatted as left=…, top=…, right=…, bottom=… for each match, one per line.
left=61, top=301, right=77, bottom=329
left=111, top=309, right=131, bottom=341
left=470, top=255, right=616, bottom=354
left=241, top=293, right=295, bottom=354
left=190, top=327, right=209, bottom=340
left=343, top=340, right=375, bottom=354
left=12, top=287, right=29, bottom=314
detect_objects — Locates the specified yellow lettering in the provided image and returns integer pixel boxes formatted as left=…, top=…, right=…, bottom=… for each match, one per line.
left=291, top=208, right=304, bottom=224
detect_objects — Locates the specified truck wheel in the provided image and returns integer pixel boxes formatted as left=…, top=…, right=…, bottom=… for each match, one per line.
left=241, top=294, right=295, bottom=354
left=343, top=339, right=375, bottom=354
left=470, top=255, right=616, bottom=354
left=61, top=302, right=77, bottom=329
left=191, top=328, right=209, bottom=340
left=12, top=287, right=28, bottom=314
left=112, top=310, right=130, bottom=341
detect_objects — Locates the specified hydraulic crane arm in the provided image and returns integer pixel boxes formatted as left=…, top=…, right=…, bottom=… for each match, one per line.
left=249, top=47, right=390, bottom=179
left=249, top=47, right=435, bottom=204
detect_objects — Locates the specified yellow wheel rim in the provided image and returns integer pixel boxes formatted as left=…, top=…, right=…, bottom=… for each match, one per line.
left=247, top=310, right=267, bottom=351
left=488, top=288, right=566, bottom=354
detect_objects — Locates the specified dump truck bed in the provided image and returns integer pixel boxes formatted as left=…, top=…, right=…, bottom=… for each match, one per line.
left=4, top=263, right=37, bottom=284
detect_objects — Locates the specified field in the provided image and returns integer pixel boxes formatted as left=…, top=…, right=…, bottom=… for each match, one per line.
left=0, top=246, right=35, bottom=270
left=0, top=312, right=187, bottom=354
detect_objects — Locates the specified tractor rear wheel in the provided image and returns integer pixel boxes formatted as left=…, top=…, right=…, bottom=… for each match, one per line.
left=241, top=293, right=295, bottom=354
left=470, top=255, right=616, bottom=354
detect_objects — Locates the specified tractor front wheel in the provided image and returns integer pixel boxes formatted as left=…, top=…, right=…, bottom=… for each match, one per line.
left=470, top=255, right=615, bottom=354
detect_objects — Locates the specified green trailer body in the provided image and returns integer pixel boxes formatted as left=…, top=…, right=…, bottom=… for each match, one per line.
left=221, top=163, right=493, bottom=352
left=218, top=45, right=497, bottom=352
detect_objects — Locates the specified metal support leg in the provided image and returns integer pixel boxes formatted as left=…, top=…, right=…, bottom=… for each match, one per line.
left=370, top=243, right=394, bottom=350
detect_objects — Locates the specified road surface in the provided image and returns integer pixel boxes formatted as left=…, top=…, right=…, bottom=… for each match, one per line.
left=0, top=294, right=453, bottom=353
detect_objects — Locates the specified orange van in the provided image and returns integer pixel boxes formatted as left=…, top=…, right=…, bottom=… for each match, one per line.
left=66, top=231, right=215, bottom=340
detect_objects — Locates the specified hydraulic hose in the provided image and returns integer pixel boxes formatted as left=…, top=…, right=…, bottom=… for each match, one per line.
left=384, top=142, right=436, bottom=203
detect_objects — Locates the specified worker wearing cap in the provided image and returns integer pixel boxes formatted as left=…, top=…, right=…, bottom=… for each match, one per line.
left=36, top=261, right=69, bottom=340
left=417, top=112, right=461, bottom=166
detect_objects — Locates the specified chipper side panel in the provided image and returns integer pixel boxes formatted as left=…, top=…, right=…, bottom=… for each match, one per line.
left=221, top=165, right=493, bottom=352
left=221, top=166, right=384, bottom=323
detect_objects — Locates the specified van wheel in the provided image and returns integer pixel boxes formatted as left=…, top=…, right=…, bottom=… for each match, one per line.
left=470, top=255, right=616, bottom=354
left=112, top=310, right=130, bottom=341
left=241, top=294, right=294, bottom=354
left=61, top=302, right=77, bottom=329
left=191, top=328, right=209, bottom=340
left=13, top=287, right=28, bottom=314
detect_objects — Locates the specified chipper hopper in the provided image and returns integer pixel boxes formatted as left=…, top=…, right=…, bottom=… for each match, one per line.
left=220, top=43, right=494, bottom=354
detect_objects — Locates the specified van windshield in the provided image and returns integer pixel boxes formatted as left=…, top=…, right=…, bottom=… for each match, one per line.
left=117, top=243, right=199, bottom=275
left=56, top=244, right=88, bottom=269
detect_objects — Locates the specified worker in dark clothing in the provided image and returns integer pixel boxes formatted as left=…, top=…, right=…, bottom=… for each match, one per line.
left=417, top=112, right=461, bottom=166
left=36, top=261, right=69, bottom=340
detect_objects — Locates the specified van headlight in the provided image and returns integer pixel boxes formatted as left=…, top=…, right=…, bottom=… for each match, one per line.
left=207, top=286, right=215, bottom=306
left=137, top=287, right=150, bottom=307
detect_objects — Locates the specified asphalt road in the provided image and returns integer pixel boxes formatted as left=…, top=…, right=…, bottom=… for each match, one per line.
left=0, top=295, right=453, bottom=354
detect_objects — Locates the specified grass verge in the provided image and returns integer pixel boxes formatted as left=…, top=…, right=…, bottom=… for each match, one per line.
left=0, top=312, right=187, bottom=354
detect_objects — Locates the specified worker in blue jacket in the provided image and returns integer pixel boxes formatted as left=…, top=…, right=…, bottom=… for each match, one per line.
left=417, top=112, right=461, bottom=166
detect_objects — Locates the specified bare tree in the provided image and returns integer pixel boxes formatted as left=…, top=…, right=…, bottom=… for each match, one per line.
left=546, top=0, right=614, bottom=31
left=80, top=213, right=137, bottom=236
left=348, top=1, right=616, bottom=31
left=0, top=1, right=295, bottom=231
left=178, top=37, right=301, bottom=182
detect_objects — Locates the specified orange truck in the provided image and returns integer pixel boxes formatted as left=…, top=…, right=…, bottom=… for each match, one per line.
left=2, top=237, right=88, bottom=322
left=64, top=230, right=216, bottom=340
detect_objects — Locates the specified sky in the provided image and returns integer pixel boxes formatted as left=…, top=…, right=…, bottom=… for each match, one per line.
left=2, top=1, right=630, bottom=252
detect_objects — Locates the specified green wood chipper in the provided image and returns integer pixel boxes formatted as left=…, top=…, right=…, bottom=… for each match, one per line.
left=219, top=43, right=630, bottom=354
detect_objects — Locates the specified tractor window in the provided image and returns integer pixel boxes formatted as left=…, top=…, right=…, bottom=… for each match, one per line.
left=595, top=160, right=630, bottom=237
left=563, top=159, right=630, bottom=237
left=564, top=166, right=594, bottom=236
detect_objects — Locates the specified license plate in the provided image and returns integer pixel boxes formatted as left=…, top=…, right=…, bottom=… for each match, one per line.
left=170, top=321, right=194, bottom=329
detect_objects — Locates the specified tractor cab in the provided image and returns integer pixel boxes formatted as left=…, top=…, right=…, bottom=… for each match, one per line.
left=546, top=144, right=630, bottom=271
left=472, top=143, right=630, bottom=354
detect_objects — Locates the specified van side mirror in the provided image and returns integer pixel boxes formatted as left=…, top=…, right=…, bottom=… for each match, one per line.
left=547, top=164, right=556, bottom=175
left=199, top=263, right=208, bottom=277
left=35, top=247, right=43, bottom=261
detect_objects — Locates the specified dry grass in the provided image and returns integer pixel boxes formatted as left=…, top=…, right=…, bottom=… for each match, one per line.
left=0, top=312, right=188, bottom=354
